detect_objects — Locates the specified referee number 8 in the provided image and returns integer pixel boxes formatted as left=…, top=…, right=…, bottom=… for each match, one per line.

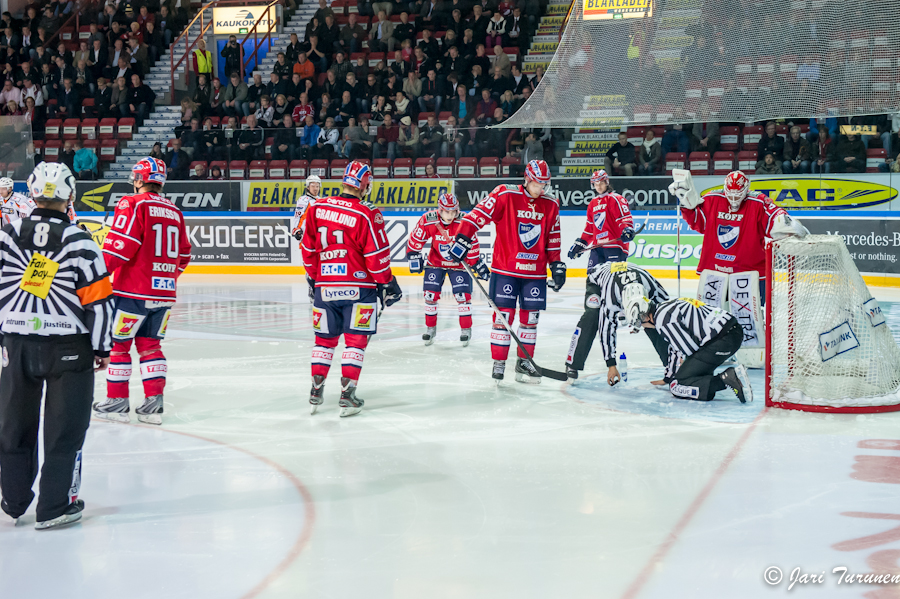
left=33, top=222, right=49, bottom=247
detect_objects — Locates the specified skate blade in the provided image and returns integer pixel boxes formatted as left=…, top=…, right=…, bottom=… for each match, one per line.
left=514, top=372, right=542, bottom=385
left=93, top=411, right=130, bottom=424
left=423, top=337, right=435, bottom=346
left=310, top=404, right=319, bottom=415
left=35, top=512, right=82, bottom=530
left=461, top=338, right=470, bottom=347
left=339, top=406, right=362, bottom=418
left=136, top=414, right=162, bottom=425
left=734, top=365, right=753, bottom=403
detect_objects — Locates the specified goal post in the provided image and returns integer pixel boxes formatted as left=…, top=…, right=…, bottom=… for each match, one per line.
left=765, top=235, right=900, bottom=413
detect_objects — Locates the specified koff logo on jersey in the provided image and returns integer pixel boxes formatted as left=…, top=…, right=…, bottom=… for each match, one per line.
left=717, top=211, right=744, bottom=222
left=518, top=222, right=542, bottom=250
left=517, top=208, right=545, bottom=220
left=717, top=225, right=740, bottom=250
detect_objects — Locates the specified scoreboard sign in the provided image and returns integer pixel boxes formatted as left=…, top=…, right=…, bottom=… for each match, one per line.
left=584, top=0, right=652, bottom=20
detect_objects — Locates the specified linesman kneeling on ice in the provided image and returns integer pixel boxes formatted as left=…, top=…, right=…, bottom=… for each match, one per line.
left=623, top=287, right=752, bottom=403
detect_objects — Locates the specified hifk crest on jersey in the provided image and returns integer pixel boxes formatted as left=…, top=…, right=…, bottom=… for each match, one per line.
left=438, top=243, right=451, bottom=258
left=592, top=207, right=607, bottom=231
left=518, top=222, right=542, bottom=250
left=717, top=225, right=740, bottom=249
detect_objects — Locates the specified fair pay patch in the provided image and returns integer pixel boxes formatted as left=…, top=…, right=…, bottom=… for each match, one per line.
left=20, top=253, right=60, bottom=299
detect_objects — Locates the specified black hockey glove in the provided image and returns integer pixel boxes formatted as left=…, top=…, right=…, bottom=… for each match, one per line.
left=306, top=275, right=315, bottom=302
left=567, top=238, right=589, bottom=260
left=293, top=230, right=303, bottom=241
left=620, top=227, right=636, bottom=243
left=407, top=251, right=424, bottom=273
left=547, top=261, right=567, bottom=292
left=472, top=256, right=490, bottom=281
left=378, top=276, right=403, bottom=308
left=447, top=233, right=474, bottom=262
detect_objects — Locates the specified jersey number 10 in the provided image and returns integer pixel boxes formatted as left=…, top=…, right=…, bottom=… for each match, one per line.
left=151, top=223, right=180, bottom=258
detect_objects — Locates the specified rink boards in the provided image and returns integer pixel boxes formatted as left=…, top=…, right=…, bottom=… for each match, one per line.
left=77, top=211, right=900, bottom=287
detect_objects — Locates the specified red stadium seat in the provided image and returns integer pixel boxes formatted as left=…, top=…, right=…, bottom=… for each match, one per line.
left=82, top=139, right=99, bottom=153
left=248, top=160, right=268, bottom=179
left=626, top=127, right=646, bottom=147
left=437, top=111, right=451, bottom=126
left=99, top=118, right=116, bottom=139
left=209, top=161, right=228, bottom=176
left=62, top=118, right=80, bottom=140
left=664, top=152, right=686, bottom=175
left=264, top=137, right=274, bottom=159
left=289, top=160, right=308, bottom=179
left=330, top=159, right=349, bottom=179
left=392, top=158, right=412, bottom=177
left=309, top=159, right=329, bottom=178
left=80, top=98, right=95, bottom=116
left=32, top=140, right=44, bottom=159
left=713, top=151, right=735, bottom=174
left=478, top=157, right=499, bottom=177
left=501, top=156, right=518, bottom=176
left=45, top=119, right=61, bottom=140
left=742, top=126, right=763, bottom=150
left=436, top=157, right=455, bottom=177
left=189, top=161, right=208, bottom=174
left=372, top=158, right=391, bottom=177
left=414, top=157, right=434, bottom=177
left=80, top=118, right=98, bottom=140
left=737, top=151, right=758, bottom=173
left=688, top=151, right=711, bottom=175
left=228, top=160, right=248, bottom=179
left=719, top=126, right=740, bottom=151
left=866, top=148, right=887, bottom=172
left=268, top=160, right=287, bottom=178
left=457, top=158, right=477, bottom=178
left=417, top=112, right=434, bottom=128
left=632, top=105, right=652, bottom=123
left=117, top=118, right=134, bottom=141
left=367, top=52, right=385, bottom=67
left=99, top=139, right=117, bottom=162
left=42, top=140, right=60, bottom=161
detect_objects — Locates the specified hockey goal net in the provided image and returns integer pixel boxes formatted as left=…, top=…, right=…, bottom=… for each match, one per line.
left=766, top=235, right=900, bottom=413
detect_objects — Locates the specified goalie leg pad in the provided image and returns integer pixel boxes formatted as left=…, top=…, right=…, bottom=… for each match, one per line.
left=728, top=271, right=763, bottom=349
left=697, top=270, right=729, bottom=309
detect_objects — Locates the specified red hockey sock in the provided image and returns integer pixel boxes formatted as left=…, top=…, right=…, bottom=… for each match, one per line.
left=341, top=334, right=370, bottom=382
left=490, top=308, right=514, bottom=361
left=106, top=339, right=134, bottom=399
left=517, top=311, right=538, bottom=359
left=135, top=337, right=166, bottom=397
left=456, top=292, right=472, bottom=329
left=312, top=335, right=339, bottom=379
left=425, top=301, right=438, bottom=328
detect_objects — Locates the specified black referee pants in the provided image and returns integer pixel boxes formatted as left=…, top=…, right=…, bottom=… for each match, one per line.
left=0, top=334, right=94, bottom=522
left=669, top=321, right=742, bottom=401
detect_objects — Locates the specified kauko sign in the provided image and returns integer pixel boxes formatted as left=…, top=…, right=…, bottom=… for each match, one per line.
left=212, top=6, right=277, bottom=34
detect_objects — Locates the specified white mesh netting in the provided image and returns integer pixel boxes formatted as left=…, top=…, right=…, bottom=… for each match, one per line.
left=500, top=0, right=900, bottom=129
left=768, top=235, right=900, bottom=409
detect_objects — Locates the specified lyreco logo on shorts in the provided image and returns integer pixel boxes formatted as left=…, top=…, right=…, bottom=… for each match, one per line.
left=151, top=277, right=176, bottom=291
left=322, top=287, right=361, bottom=301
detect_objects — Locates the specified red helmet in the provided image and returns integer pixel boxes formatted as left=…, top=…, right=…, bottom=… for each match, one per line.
left=524, top=159, right=551, bottom=184
left=723, top=170, right=750, bottom=208
left=343, top=160, right=373, bottom=194
left=131, top=157, right=167, bottom=187
left=438, top=192, right=459, bottom=212
left=591, top=169, right=609, bottom=185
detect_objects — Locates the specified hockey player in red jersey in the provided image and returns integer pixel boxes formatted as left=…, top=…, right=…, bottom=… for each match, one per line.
left=301, top=161, right=403, bottom=417
left=447, top=159, right=565, bottom=383
left=406, top=192, right=488, bottom=347
left=92, top=157, right=191, bottom=425
left=564, top=169, right=636, bottom=379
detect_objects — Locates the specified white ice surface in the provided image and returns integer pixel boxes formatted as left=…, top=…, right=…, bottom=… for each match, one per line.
left=2, top=276, right=900, bottom=598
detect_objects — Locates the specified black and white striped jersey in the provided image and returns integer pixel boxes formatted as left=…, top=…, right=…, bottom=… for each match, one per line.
left=0, top=208, right=114, bottom=355
left=589, top=261, right=669, bottom=366
left=654, top=298, right=735, bottom=378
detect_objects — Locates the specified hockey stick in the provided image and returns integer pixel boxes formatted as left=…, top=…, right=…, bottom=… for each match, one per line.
left=573, top=213, right=651, bottom=257
left=675, top=204, right=682, bottom=297
left=461, top=262, right=569, bottom=382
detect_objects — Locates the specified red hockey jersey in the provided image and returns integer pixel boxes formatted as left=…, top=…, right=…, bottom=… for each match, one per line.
left=300, top=193, right=393, bottom=287
left=681, top=190, right=786, bottom=277
left=407, top=211, right=480, bottom=270
left=577, top=192, right=633, bottom=253
left=103, top=192, right=192, bottom=301
left=457, top=184, right=561, bottom=279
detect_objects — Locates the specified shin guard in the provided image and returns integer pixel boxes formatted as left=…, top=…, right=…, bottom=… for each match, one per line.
left=106, top=339, right=134, bottom=399
left=312, top=335, right=339, bottom=379
left=135, top=337, right=167, bottom=397
left=517, top=310, right=539, bottom=359
left=490, top=308, right=515, bottom=361
left=341, top=334, right=370, bottom=382
left=455, top=292, right=472, bottom=329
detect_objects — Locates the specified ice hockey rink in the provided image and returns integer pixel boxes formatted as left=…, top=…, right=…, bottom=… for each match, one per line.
left=3, top=275, right=900, bottom=598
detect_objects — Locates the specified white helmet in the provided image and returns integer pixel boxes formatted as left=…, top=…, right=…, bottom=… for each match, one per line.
left=27, top=161, right=76, bottom=204
left=621, top=282, right=651, bottom=333
left=305, top=174, right=322, bottom=196
left=0, top=177, right=13, bottom=190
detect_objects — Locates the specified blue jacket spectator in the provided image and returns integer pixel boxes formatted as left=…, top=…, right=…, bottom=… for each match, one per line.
left=73, top=142, right=97, bottom=180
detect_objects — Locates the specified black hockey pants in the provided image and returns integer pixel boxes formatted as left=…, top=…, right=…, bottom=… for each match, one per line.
left=669, top=320, right=742, bottom=401
left=0, top=334, right=94, bottom=521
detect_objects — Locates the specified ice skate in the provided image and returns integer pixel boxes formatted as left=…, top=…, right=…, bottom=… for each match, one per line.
left=460, top=328, right=471, bottom=347
left=310, top=375, right=325, bottom=415
left=35, top=499, right=84, bottom=530
left=136, top=395, right=164, bottom=425
left=720, top=365, right=752, bottom=403
left=92, top=396, right=130, bottom=423
left=515, top=358, right=541, bottom=384
left=1, top=498, right=20, bottom=525
left=492, top=360, right=506, bottom=383
left=338, top=379, right=364, bottom=418
left=423, top=326, right=437, bottom=346
left=566, top=366, right=578, bottom=382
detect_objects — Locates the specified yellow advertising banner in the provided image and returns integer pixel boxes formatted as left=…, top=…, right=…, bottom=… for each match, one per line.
left=530, top=42, right=560, bottom=53
left=700, top=178, right=900, bottom=210
left=247, top=180, right=452, bottom=210
left=584, top=0, right=653, bottom=20
left=212, top=5, right=277, bottom=34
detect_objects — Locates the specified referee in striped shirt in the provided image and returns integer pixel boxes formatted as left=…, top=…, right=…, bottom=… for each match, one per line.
left=624, top=291, right=752, bottom=403
left=0, top=163, right=114, bottom=530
